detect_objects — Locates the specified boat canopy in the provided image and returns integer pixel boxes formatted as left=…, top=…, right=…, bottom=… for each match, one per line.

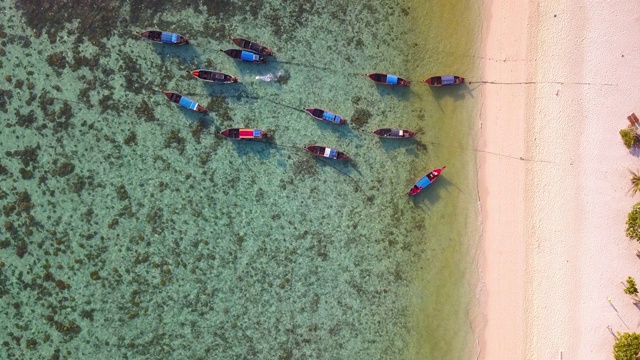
left=323, top=148, right=337, bottom=159
left=178, top=96, right=198, bottom=110
left=240, top=51, right=259, bottom=61
left=161, top=32, right=179, bottom=44
left=321, top=111, right=341, bottom=123
left=442, top=76, right=456, bottom=85
left=415, top=176, right=433, bottom=188
left=386, top=75, right=398, bottom=85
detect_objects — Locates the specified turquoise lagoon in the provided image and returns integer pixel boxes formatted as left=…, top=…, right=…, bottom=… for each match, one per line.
left=0, top=0, right=480, bottom=358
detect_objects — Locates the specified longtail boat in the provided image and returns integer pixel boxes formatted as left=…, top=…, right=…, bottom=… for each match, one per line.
left=220, top=49, right=266, bottom=63
left=161, top=91, right=207, bottom=113
left=306, top=145, right=350, bottom=160
left=139, top=30, right=189, bottom=45
left=189, top=69, right=238, bottom=83
left=422, top=75, right=464, bottom=86
left=365, top=73, right=411, bottom=86
left=406, top=166, right=446, bottom=197
left=305, top=108, right=347, bottom=125
left=230, top=37, right=274, bottom=56
left=373, top=128, right=416, bottom=138
left=218, top=128, right=268, bottom=140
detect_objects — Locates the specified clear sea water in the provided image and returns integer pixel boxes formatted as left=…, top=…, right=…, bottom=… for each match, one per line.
left=0, top=0, right=480, bottom=359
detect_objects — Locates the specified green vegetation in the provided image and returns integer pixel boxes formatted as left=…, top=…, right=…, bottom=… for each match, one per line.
left=620, top=128, right=639, bottom=149
left=629, top=169, right=640, bottom=196
left=614, top=332, right=640, bottom=360
left=626, top=203, right=640, bottom=242
left=625, top=277, right=639, bottom=297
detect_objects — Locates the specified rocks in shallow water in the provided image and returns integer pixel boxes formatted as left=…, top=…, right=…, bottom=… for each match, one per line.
left=116, top=184, right=129, bottom=200
left=351, top=107, right=372, bottom=130
left=135, top=100, right=157, bottom=122
left=54, top=162, right=75, bottom=177
left=90, top=271, right=101, bottom=280
left=123, top=131, right=137, bottom=146
left=46, top=51, right=67, bottom=69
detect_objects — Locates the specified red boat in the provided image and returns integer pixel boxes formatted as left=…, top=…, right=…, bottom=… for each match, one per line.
left=139, top=30, right=189, bottom=45
left=305, top=108, right=347, bottom=125
left=306, top=145, right=350, bottom=160
left=422, top=75, right=464, bottom=86
left=220, top=49, right=266, bottom=63
left=161, top=91, right=207, bottom=113
left=218, top=128, right=268, bottom=140
left=406, top=166, right=445, bottom=197
left=230, top=37, right=274, bottom=56
left=189, top=69, right=238, bottom=83
left=365, top=73, right=411, bottom=86
left=373, top=128, right=416, bottom=138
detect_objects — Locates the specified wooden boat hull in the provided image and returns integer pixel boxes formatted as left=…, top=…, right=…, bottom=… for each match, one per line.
left=306, top=145, right=350, bottom=160
left=218, top=128, right=268, bottom=140
left=221, top=49, right=266, bottom=63
left=373, top=128, right=416, bottom=138
left=422, top=75, right=464, bottom=86
left=365, top=73, right=411, bottom=86
left=406, top=166, right=445, bottom=196
left=140, top=30, right=189, bottom=45
left=305, top=108, right=347, bottom=125
left=162, top=91, right=207, bottom=113
left=230, top=37, right=274, bottom=56
left=190, top=70, right=238, bottom=83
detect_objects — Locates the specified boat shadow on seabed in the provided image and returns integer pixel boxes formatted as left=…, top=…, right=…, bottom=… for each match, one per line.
left=428, top=82, right=471, bottom=102
left=374, top=83, right=413, bottom=101
left=151, top=41, right=203, bottom=67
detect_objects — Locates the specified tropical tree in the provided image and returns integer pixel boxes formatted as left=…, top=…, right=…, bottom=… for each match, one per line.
left=630, top=169, right=640, bottom=197
left=614, top=332, right=640, bottom=360
left=625, top=277, right=639, bottom=297
left=626, top=203, right=640, bottom=242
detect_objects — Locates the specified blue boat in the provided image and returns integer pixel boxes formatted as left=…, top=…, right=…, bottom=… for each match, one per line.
left=305, top=108, right=347, bottom=125
left=220, top=49, right=266, bottom=63
left=139, top=30, right=189, bottom=45
left=162, top=91, right=207, bottom=113
left=406, top=166, right=446, bottom=197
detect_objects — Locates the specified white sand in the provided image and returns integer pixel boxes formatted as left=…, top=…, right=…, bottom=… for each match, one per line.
left=476, top=0, right=640, bottom=358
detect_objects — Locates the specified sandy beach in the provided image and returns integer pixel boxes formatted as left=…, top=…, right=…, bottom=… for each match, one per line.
left=477, top=0, right=640, bottom=358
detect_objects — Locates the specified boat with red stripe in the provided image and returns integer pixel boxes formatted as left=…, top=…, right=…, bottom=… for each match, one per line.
left=189, top=69, right=238, bottom=83
left=422, top=75, right=464, bottom=86
left=306, top=145, right=350, bottom=160
left=406, top=166, right=445, bottom=197
left=365, top=73, right=411, bottom=86
left=139, top=30, right=189, bottom=45
left=373, top=128, right=416, bottom=138
left=230, top=37, right=274, bottom=56
left=218, top=128, right=268, bottom=140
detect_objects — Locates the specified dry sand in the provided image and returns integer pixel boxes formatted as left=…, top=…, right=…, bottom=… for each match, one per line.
left=476, top=0, right=640, bottom=358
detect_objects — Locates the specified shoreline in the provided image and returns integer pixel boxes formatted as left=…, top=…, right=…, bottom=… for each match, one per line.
left=475, top=0, right=534, bottom=357
left=476, top=0, right=640, bottom=358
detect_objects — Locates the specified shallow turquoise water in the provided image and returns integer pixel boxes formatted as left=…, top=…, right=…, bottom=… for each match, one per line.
left=0, top=0, right=479, bottom=359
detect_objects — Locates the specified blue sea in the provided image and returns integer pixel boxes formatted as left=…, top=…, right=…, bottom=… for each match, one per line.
left=0, top=0, right=480, bottom=358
